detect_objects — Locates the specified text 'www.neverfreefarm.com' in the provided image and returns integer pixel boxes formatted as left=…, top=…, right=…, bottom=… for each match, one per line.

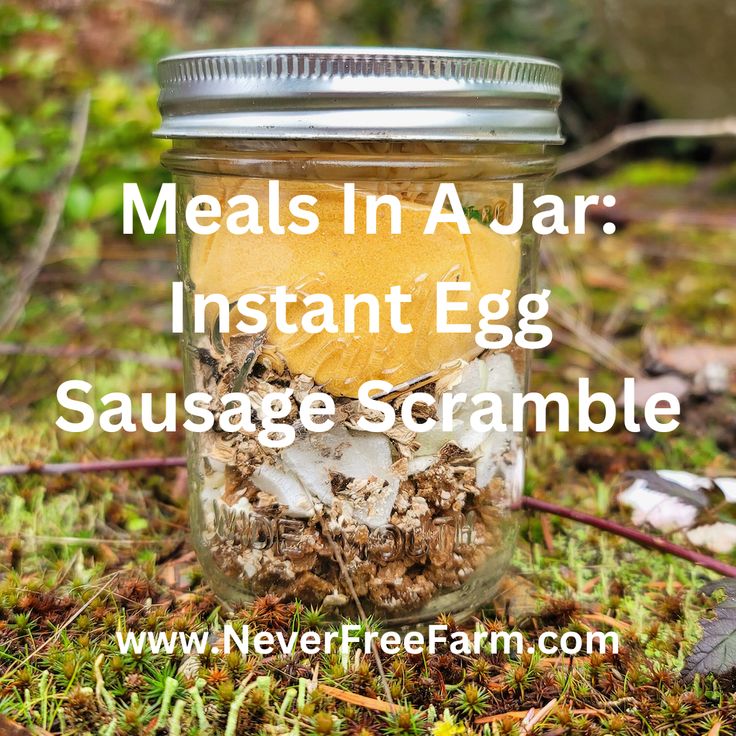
left=116, top=624, right=618, bottom=657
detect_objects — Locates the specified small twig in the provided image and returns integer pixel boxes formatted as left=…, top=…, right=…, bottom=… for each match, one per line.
left=317, top=684, right=399, bottom=714
left=558, top=116, right=736, bottom=174
left=579, top=612, right=632, bottom=633
left=519, top=496, right=736, bottom=578
left=477, top=706, right=600, bottom=725
left=324, top=530, right=394, bottom=705
left=0, top=457, right=186, bottom=478
left=0, top=91, right=91, bottom=335
left=0, top=342, right=181, bottom=370
left=0, top=714, right=50, bottom=736
left=519, top=698, right=558, bottom=735
left=539, top=514, right=555, bottom=554
left=0, top=534, right=169, bottom=546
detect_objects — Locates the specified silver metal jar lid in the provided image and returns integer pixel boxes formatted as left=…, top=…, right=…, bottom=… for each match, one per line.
left=156, top=47, right=562, bottom=143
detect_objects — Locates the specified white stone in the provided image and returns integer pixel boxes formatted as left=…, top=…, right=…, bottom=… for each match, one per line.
left=686, top=522, right=736, bottom=554
left=251, top=463, right=314, bottom=517
left=484, top=352, right=520, bottom=425
left=407, top=455, right=436, bottom=476
left=474, top=429, right=514, bottom=488
left=618, top=479, right=698, bottom=533
left=282, top=424, right=400, bottom=527
left=281, top=446, right=334, bottom=506
left=655, top=469, right=710, bottom=492
left=716, top=477, right=736, bottom=503
left=413, top=352, right=521, bottom=479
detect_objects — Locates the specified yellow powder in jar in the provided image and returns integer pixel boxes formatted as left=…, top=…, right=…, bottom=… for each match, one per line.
left=190, top=180, right=520, bottom=397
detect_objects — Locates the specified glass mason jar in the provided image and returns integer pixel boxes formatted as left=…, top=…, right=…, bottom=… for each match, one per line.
left=156, top=48, right=562, bottom=624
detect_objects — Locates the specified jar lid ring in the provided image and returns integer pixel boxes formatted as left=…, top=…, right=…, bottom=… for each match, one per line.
left=156, top=47, right=563, bottom=143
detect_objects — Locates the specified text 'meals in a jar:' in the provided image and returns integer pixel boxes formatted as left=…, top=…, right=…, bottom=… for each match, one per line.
left=122, top=181, right=617, bottom=238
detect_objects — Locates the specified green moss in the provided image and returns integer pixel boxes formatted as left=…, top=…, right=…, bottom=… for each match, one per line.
left=606, top=160, right=699, bottom=188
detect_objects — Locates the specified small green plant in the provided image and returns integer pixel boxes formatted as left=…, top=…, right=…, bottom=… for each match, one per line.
left=382, top=708, right=425, bottom=736
left=452, top=684, right=490, bottom=718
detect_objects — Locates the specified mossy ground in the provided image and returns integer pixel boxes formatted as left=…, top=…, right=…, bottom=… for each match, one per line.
left=1, top=170, right=735, bottom=734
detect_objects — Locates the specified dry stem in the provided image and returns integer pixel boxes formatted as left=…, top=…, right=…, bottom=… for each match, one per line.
left=0, top=91, right=91, bottom=335
left=558, top=117, right=736, bottom=174
left=519, top=496, right=736, bottom=578
left=0, top=342, right=181, bottom=370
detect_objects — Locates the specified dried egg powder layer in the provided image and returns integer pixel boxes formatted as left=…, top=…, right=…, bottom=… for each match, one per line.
left=190, top=180, right=520, bottom=397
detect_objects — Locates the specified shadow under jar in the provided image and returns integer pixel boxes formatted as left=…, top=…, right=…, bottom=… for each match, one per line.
left=156, top=48, right=562, bottom=625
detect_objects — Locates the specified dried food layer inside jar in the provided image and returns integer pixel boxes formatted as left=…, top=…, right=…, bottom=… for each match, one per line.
left=187, top=175, right=526, bottom=619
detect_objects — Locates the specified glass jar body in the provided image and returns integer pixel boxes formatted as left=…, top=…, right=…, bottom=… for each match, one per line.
left=167, top=139, right=554, bottom=624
